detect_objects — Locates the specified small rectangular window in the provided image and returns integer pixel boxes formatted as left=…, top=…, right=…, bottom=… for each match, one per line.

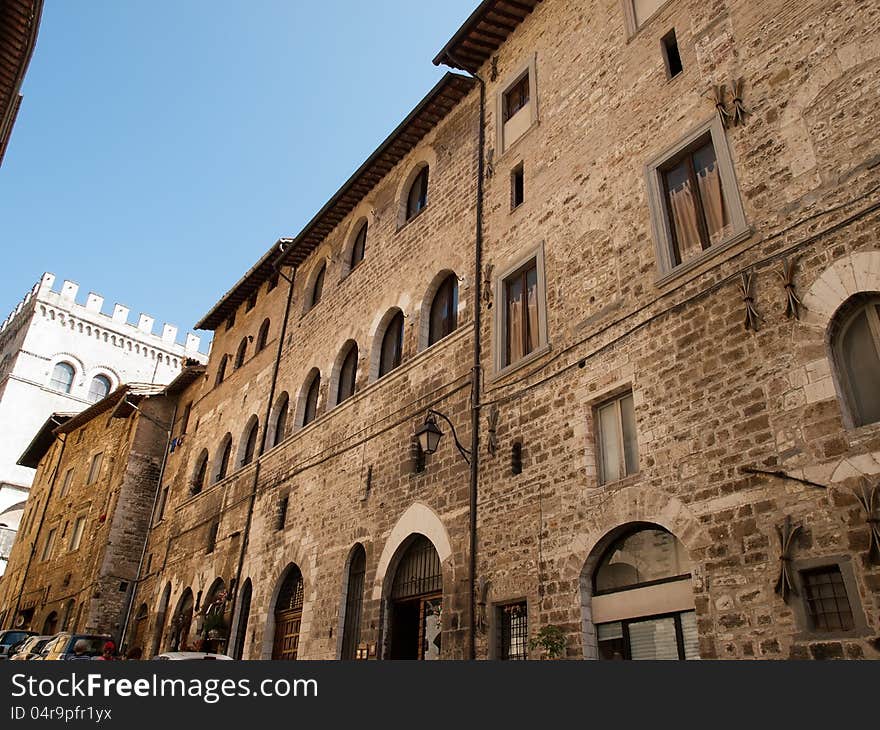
left=59, top=468, right=74, bottom=498
left=246, top=292, right=257, bottom=312
left=503, top=74, right=530, bottom=122
left=155, top=485, right=170, bottom=524
left=504, top=260, right=539, bottom=367
left=662, top=29, right=682, bottom=78
left=69, top=517, right=85, bottom=551
left=596, top=391, right=639, bottom=484
left=86, top=453, right=103, bottom=485
left=225, top=313, right=235, bottom=331
left=178, top=402, right=192, bottom=437
left=206, top=520, right=219, bottom=554
left=267, top=273, right=279, bottom=292
left=276, top=495, right=289, bottom=532
left=497, top=601, right=528, bottom=660
left=41, top=528, right=56, bottom=561
left=801, top=566, right=854, bottom=632
left=511, top=163, right=524, bottom=209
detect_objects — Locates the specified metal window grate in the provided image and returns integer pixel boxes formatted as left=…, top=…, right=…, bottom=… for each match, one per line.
left=802, top=566, right=854, bottom=631
left=499, top=602, right=528, bottom=660
left=341, top=546, right=366, bottom=659
left=391, top=535, right=441, bottom=600
left=276, top=567, right=304, bottom=613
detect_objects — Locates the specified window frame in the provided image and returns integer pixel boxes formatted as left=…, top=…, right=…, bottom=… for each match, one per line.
left=496, top=600, right=528, bottom=661
left=88, top=374, right=111, bottom=403
left=336, top=345, right=358, bottom=405
left=41, top=527, right=57, bottom=561
left=428, top=275, right=459, bottom=347
left=830, top=296, right=880, bottom=428
left=492, top=243, right=549, bottom=377
left=645, top=116, right=749, bottom=284
left=495, top=54, right=538, bottom=156
left=378, top=311, right=405, bottom=378
left=594, top=390, right=640, bottom=485
left=350, top=221, right=367, bottom=271
left=405, top=165, right=429, bottom=223
left=59, top=467, right=74, bottom=498
left=302, top=374, right=321, bottom=427
left=86, top=452, right=103, bottom=485
left=789, top=555, right=870, bottom=639
left=597, top=609, right=698, bottom=660
left=309, top=262, right=326, bottom=310
left=622, top=0, right=672, bottom=37
left=50, top=361, right=75, bottom=394
left=69, top=516, right=86, bottom=552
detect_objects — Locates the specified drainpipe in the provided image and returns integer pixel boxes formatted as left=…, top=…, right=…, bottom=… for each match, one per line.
left=7, top=420, right=67, bottom=629
left=442, top=55, right=486, bottom=661
left=118, top=397, right=176, bottom=649
left=228, top=253, right=297, bottom=651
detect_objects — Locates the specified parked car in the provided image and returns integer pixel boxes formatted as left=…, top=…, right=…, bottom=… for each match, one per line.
left=9, top=635, right=55, bottom=660
left=153, top=651, right=233, bottom=660
left=40, top=633, right=112, bottom=660
left=0, top=630, right=36, bottom=660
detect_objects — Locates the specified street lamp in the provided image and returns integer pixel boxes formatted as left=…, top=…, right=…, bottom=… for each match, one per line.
left=414, top=409, right=471, bottom=464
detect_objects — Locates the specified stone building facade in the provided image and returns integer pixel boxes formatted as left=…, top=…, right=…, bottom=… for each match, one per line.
left=4, top=0, right=880, bottom=660
left=0, top=379, right=191, bottom=637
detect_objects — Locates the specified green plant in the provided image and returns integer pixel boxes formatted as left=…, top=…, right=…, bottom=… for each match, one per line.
left=203, top=610, right=226, bottom=634
left=528, top=624, right=566, bottom=659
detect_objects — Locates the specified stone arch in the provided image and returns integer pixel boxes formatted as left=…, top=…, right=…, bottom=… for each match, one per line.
left=801, top=251, right=880, bottom=331
left=369, top=306, right=406, bottom=382
left=341, top=215, right=370, bottom=277
left=262, top=560, right=310, bottom=660
left=151, top=582, right=172, bottom=656
left=328, top=339, right=360, bottom=408
left=294, top=367, right=322, bottom=428
left=301, top=251, right=331, bottom=316
left=212, top=433, right=234, bottom=483
left=568, top=487, right=707, bottom=659
left=418, top=268, right=463, bottom=351
left=236, top=414, right=260, bottom=467
left=372, top=502, right=453, bottom=601
left=395, top=148, right=437, bottom=228
left=267, top=391, right=290, bottom=448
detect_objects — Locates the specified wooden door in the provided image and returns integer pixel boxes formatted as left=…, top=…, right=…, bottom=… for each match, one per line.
left=272, top=609, right=302, bottom=660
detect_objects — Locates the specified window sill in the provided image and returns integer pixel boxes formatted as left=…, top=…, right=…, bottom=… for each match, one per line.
left=496, top=119, right=540, bottom=165
left=490, top=341, right=552, bottom=383
left=397, top=204, right=429, bottom=233
left=653, top=226, right=753, bottom=289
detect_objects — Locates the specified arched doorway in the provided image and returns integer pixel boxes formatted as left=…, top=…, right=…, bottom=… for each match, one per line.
left=589, top=525, right=698, bottom=660
left=387, top=535, right=442, bottom=660
left=232, top=579, right=252, bottom=660
left=169, top=588, right=194, bottom=651
left=272, top=565, right=304, bottom=660
left=42, top=611, right=58, bottom=635
left=151, top=584, right=171, bottom=656
left=130, top=604, right=148, bottom=654
left=340, top=544, right=366, bottom=660
left=201, top=579, right=228, bottom=655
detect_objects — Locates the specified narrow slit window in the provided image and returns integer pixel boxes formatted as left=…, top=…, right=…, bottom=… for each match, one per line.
left=511, top=163, right=524, bottom=209
left=662, top=29, right=683, bottom=78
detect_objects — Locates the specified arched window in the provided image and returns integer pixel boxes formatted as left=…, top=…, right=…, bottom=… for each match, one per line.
left=215, top=435, right=232, bottom=482
left=271, top=393, right=289, bottom=447
left=215, top=355, right=228, bottom=387
left=341, top=545, right=366, bottom=660
left=309, top=263, right=326, bottom=310
left=192, top=450, right=209, bottom=495
left=428, top=274, right=458, bottom=346
left=379, top=311, right=404, bottom=378
left=234, top=338, right=248, bottom=369
left=832, top=296, right=880, bottom=426
left=303, top=373, right=321, bottom=427
left=406, top=166, right=429, bottom=221
left=256, top=319, right=271, bottom=352
left=350, top=222, right=367, bottom=269
left=88, top=375, right=111, bottom=403
left=240, top=418, right=259, bottom=467
left=591, top=526, right=697, bottom=661
left=50, top=362, right=75, bottom=393
left=272, top=565, right=304, bottom=660
left=336, top=344, right=358, bottom=405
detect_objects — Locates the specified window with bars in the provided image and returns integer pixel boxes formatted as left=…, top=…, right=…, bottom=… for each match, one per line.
left=503, top=74, right=530, bottom=122
left=801, top=566, right=854, bottom=632
left=391, top=535, right=442, bottom=600
left=498, top=601, right=528, bottom=660
left=595, top=391, right=639, bottom=484
left=341, top=545, right=366, bottom=660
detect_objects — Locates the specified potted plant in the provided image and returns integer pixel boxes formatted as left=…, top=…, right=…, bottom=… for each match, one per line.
left=529, top=624, right=566, bottom=660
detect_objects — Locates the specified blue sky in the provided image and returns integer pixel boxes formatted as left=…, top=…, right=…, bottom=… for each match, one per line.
left=0, top=0, right=476, bottom=350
